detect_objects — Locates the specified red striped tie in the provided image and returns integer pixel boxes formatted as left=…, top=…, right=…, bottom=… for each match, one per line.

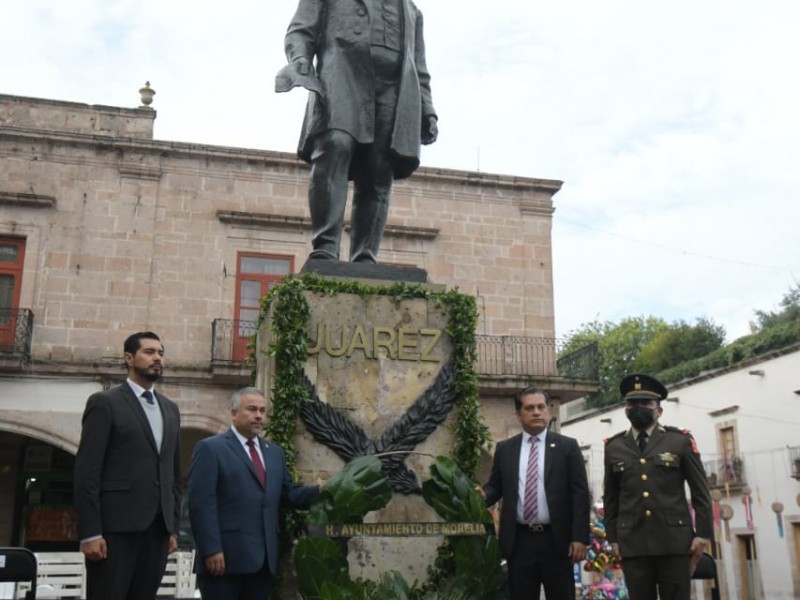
left=523, top=436, right=539, bottom=524
left=246, top=439, right=266, bottom=488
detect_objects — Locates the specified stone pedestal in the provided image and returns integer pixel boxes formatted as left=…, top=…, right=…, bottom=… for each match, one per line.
left=257, top=284, right=458, bottom=584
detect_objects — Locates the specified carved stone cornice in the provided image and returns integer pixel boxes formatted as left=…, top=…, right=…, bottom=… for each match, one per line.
left=119, top=164, right=163, bottom=181
left=379, top=223, right=439, bottom=240
left=518, top=201, right=556, bottom=217
left=216, top=210, right=439, bottom=240
left=0, top=192, right=56, bottom=209
left=216, top=210, right=309, bottom=231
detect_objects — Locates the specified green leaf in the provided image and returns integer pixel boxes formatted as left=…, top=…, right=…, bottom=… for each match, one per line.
left=450, top=536, right=504, bottom=600
left=423, top=456, right=492, bottom=523
left=294, top=538, right=350, bottom=599
left=308, top=455, right=392, bottom=525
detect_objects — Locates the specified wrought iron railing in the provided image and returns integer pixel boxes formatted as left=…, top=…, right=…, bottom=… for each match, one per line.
left=211, top=319, right=258, bottom=365
left=477, top=335, right=557, bottom=377
left=704, top=455, right=747, bottom=488
left=211, top=319, right=599, bottom=380
left=556, top=341, right=599, bottom=381
left=476, top=335, right=598, bottom=379
left=0, top=308, right=34, bottom=361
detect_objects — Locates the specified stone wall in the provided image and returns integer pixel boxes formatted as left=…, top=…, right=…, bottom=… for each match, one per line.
left=0, top=94, right=560, bottom=372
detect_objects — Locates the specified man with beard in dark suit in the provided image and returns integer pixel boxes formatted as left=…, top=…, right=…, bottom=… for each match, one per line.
left=480, top=386, right=591, bottom=600
left=280, top=0, right=438, bottom=263
left=74, top=331, right=182, bottom=600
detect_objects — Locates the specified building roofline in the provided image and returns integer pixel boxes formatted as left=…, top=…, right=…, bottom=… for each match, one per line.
left=562, top=342, right=800, bottom=425
left=0, top=93, right=153, bottom=118
left=666, top=341, right=800, bottom=391
left=0, top=93, right=562, bottom=195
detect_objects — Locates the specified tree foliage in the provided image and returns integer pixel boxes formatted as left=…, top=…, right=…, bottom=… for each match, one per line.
left=561, top=316, right=726, bottom=407
left=753, top=284, right=800, bottom=330
left=657, top=320, right=800, bottom=385
left=562, top=285, right=800, bottom=408
left=636, top=317, right=725, bottom=372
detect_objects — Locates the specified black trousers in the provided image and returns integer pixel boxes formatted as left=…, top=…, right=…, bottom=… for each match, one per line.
left=621, top=554, right=691, bottom=600
left=85, top=515, right=169, bottom=600
left=197, top=562, right=272, bottom=600
left=507, top=526, right=575, bottom=600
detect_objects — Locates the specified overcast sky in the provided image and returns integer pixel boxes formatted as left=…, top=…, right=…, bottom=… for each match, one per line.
left=3, top=0, right=799, bottom=341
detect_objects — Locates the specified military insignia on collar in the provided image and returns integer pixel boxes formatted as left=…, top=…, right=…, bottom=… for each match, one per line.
left=659, top=452, right=677, bottom=464
left=550, top=443, right=556, bottom=448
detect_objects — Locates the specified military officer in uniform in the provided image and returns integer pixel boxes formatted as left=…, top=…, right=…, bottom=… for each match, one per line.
left=603, top=373, right=712, bottom=600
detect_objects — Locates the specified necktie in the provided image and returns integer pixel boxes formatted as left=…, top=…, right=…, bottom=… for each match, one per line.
left=523, top=436, right=539, bottom=524
left=141, top=390, right=155, bottom=405
left=637, top=431, right=648, bottom=453
left=246, top=439, right=266, bottom=488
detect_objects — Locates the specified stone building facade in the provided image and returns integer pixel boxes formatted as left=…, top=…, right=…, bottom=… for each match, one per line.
left=0, top=92, right=596, bottom=550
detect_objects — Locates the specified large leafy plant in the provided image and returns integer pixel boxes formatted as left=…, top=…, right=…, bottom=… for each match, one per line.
left=295, top=455, right=504, bottom=600
left=422, top=457, right=504, bottom=600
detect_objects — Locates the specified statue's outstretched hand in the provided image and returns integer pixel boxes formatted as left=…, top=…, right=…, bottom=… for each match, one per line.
left=422, top=115, right=438, bottom=145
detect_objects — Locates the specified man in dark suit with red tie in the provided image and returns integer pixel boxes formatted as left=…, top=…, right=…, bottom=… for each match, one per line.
left=187, top=387, right=319, bottom=600
left=481, top=386, right=591, bottom=600
left=74, top=331, right=182, bottom=600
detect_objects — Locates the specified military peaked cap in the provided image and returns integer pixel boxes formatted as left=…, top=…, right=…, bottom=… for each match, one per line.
left=620, top=373, right=668, bottom=402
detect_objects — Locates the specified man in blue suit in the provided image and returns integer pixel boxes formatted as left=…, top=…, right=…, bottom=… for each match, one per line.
left=188, top=387, right=319, bottom=599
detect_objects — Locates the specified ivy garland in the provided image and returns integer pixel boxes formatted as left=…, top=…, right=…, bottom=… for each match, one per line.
left=252, top=273, right=492, bottom=592
left=254, top=272, right=491, bottom=479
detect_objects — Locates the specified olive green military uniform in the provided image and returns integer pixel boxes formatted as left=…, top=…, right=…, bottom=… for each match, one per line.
left=603, top=424, right=712, bottom=600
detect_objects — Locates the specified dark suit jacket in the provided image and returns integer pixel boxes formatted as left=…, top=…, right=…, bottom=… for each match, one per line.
left=484, top=430, right=591, bottom=560
left=74, top=382, right=182, bottom=539
left=187, top=429, right=319, bottom=576
left=603, top=425, right=713, bottom=557
left=285, top=0, right=436, bottom=179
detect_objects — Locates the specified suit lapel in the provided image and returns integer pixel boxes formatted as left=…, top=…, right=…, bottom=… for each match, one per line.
left=646, top=426, right=667, bottom=455
left=623, top=429, right=639, bottom=454
left=120, top=384, right=159, bottom=454
left=507, top=434, right=523, bottom=505
left=543, top=431, right=555, bottom=480
left=401, top=0, right=413, bottom=51
left=259, top=438, right=275, bottom=491
left=225, top=430, right=266, bottom=489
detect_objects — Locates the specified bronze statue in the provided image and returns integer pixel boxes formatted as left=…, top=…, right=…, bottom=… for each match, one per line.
left=277, top=0, right=438, bottom=263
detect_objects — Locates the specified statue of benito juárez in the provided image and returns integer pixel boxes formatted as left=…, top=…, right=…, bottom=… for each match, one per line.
left=276, top=0, right=438, bottom=264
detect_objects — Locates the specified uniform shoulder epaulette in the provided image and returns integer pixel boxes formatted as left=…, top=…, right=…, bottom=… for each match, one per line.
left=603, top=430, right=627, bottom=445
left=662, top=425, right=700, bottom=453
left=662, top=425, right=691, bottom=436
